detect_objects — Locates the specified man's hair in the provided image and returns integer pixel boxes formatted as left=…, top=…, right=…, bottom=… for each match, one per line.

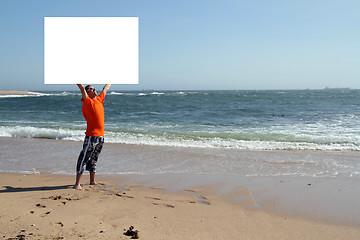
left=85, top=85, right=91, bottom=92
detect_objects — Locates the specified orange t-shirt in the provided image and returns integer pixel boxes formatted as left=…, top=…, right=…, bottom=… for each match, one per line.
left=81, top=91, right=105, bottom=136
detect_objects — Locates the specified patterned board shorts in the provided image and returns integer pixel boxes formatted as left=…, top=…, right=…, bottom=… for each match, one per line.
left=76, top=136, right=104, bottom=174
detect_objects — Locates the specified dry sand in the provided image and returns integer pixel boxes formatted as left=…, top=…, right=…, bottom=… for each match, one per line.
left=1, top=173, right=360, bottom=240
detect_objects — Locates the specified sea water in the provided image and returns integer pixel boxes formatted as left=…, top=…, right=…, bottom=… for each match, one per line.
left=0, top=89, right=359, bottom=177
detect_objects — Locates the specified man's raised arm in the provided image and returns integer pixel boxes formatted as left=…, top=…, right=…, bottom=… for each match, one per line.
left=102, top=84, right=112, bottom=95
left=77, top=84, right=88, bottom=101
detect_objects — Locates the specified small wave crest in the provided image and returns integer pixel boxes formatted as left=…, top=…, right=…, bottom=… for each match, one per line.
left=110, top=92, right=131, bottom=95
left=0, top=93, right=43, bottom=98
left=109, top=91, right=200, bottom=97
left=137, top=92, right=165, bottom=96
left=38, top=91, right=79, bottom=97
left=0, top=91, right=80, bottom=98
left=0, top=126, right=84, bottom=141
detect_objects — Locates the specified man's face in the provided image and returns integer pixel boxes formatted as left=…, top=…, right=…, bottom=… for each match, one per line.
left=86, top=86, right=97, bottom=99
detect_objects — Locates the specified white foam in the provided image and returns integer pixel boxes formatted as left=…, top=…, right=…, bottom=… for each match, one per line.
left=104, top=131, right=360, bottom=151
left=0, top=126, right=83, bottom=140
left=110, top=91, right=130, bottom=95
left=28, top=91, right=51, bottom=96
left=0, top=91, right=80, bottom=98
left=0, top=94, right=38, bottom=98
left=0, top=125, right=359, bottom=151
left=150, top=92, right=165, bottom=95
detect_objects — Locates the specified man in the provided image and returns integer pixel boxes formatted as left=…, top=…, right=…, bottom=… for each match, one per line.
left=74, top=84, right=111, bottom=190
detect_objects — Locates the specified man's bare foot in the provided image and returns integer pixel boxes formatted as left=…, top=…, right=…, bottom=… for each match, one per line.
left=74, top=184, right=83, bottom=190
left=90, top=182, right=97, bottom=185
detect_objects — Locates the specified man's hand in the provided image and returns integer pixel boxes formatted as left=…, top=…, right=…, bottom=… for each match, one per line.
left=102, top=84, right=112, bottom=95
left=77, top=84, right=88, bottom=101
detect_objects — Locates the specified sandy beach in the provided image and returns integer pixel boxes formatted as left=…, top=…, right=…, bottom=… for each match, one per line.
left=0, top=91, right=35, bottom=96
left=0, top=137, right=360, bottom=240
left=1, top=137, right=360, bottom=239
left=1, top=173, right=360, bottom=240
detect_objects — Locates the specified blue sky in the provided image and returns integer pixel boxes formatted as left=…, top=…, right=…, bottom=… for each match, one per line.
left=0, top=0, right=359, bottom=91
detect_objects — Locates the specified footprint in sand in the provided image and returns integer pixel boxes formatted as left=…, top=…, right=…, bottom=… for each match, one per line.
left=176, top=200, right=196, bottom=204
left=145, top=196, right=161, bottom=201
left=36, top=203, right=46, bottom=208
left=42, top=194, right=84, bottom=205
left=40, top=211, right=51, bottom=217
left=197, top=195, right=211, bottom=205
left=185, top=190, right=211, bottom=205
left=115, top=193, right=134, bottom=199
left=52, top=222, right=64, bottom=227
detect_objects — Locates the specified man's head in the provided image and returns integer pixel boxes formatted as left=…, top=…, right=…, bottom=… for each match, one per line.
left=85, top=85, right=97, bottom=99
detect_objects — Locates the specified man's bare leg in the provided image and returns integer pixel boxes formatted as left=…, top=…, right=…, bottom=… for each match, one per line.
left=90, top=171, right=96, bottom=185
left=74, top=173, right=83, bottom=190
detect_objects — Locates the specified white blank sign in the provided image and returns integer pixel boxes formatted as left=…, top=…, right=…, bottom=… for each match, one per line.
left=44, top=17, right=139, bottom=84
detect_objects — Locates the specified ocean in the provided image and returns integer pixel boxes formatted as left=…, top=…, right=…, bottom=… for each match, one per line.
left=1, top=89, right=359, bottom=177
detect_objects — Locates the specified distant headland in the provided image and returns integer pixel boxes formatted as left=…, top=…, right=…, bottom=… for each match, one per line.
left=0, top=91, right=37, bottom=95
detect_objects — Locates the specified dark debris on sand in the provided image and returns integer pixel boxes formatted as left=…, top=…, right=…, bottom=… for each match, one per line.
left=124, top=226, right=140, bottom=239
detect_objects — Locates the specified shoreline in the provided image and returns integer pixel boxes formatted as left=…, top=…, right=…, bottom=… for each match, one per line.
left=0, top=90, right=36, bottom=95
left=1, top=173, right=360, bottom=239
